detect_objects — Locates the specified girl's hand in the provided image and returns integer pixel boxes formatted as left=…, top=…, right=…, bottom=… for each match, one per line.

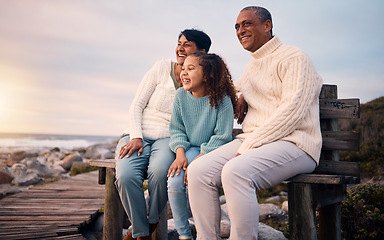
left=118, top=138, right=143, bottom=159
left=235, top=94, right=248, bottom=124
left=167, top=154, right=188, bottom=178
left=184, top=153, right=204, bottom=184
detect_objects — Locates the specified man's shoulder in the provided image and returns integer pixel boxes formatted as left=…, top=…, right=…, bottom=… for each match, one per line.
left=273, top=38, right=311, bottom=60
left=279, top=43, right=307, bottom=57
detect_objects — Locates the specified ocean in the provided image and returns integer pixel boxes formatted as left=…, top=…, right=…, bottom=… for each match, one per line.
left=0, top=132, right=119, bottom=153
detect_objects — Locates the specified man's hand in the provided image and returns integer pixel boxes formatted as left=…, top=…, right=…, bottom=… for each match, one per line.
left=235, top=94, right=248, bottom=124
left=118, top=138, right=143, bottom=159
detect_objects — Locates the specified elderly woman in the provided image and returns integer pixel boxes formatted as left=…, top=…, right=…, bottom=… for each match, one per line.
left=115, top=29, right=211, bottom=240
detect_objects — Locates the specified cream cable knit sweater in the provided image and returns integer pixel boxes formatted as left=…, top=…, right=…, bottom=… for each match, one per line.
left=235, top=36, right=323, bottom=163
left=124, top=59, right=177, bottom=140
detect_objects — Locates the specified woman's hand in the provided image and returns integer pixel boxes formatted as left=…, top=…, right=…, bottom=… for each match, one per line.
left=167, top=148, right=188, bottom=178
left=118, top=138, right=143, bottom=159
left=184, top=153, right=204, bottom=185
left=235, top=94, right=248, bottom=124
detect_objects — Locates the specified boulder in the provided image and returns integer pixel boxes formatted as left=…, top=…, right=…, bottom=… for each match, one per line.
left=0, top=171, right=12, bottom=184
left=265, top=196, right=281, bottom=204
left=258, top=223, right=288, bottom=240
left=259, top=203, right=288, bottom=221
left=282, top=201, right=288, bottom=213
left=11, top=163, right=41, bottom=186
left=23, top=158, right=52, bottom=177
left=60, top=153, right=82, bottom=171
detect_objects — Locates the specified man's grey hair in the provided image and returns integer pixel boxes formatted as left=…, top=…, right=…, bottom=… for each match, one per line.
left=241, top=6, right=273, bottom=36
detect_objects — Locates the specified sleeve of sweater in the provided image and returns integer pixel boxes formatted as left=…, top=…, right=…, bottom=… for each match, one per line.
left=169, top=91, right=190, bottom=153
left=238, top=53, right=321, bottom=154
left=128, top=60, right=164, bottom=139
left=201, top=97, right=234, bottom=154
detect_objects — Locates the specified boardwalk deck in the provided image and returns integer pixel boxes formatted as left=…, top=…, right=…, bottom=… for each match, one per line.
left=0, top=171, right=105, bottom=239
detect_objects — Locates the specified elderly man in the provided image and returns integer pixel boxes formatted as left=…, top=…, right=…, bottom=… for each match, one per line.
left=187, top=6, right=323, bottom=239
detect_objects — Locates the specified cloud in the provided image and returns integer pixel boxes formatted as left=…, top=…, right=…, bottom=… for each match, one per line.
left=0, top=0, right=383, bottom=136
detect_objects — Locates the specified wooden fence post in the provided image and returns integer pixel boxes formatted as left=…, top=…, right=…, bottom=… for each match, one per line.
left=318, top=84, right=341, bottom=240
left=103, top=168, right=123, bottom=240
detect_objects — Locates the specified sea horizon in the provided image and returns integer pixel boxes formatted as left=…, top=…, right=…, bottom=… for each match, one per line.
left=0, top=132, right=120, bottom=153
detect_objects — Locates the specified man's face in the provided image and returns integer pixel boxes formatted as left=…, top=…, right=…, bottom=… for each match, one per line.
left=235, top=10, right=271, bottom=53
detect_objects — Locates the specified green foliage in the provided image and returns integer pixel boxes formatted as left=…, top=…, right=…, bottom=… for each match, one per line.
left=339, top=97, right=384, bottom=176
left=69, top=165, right=99, bottom=176
left=341, top=184, right=384, bottom=240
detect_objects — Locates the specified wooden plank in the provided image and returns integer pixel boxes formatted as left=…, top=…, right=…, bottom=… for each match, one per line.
left=313, top=160, right=360, bottom=178
left=5, top=192, right=105, bottom=199
left=320, top=98, right=360, bottom=119
left=287, top=174, right=359, bottom=184
left=0, top=171, right=104, bottom=239
left=321, top=131, right=360, bottom=151
left=90, top=159, right=116, bottom=168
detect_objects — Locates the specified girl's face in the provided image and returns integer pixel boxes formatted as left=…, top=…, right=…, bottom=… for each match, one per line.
left=180, top=56, right=206, bottom=97
left=175, top=35, right=200, bottom=65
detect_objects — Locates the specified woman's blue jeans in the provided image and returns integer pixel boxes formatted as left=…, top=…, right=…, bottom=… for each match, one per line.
left=167, top=146, right=200, bottom=238
left=115, top=136, right=175, bottom=238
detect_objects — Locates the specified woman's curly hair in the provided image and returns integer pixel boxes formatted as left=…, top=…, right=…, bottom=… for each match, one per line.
left=190, top=52, right=237, bottom=110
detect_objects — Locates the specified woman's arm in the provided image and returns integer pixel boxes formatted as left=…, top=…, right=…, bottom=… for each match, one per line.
left=119, top=61, right=164, bottom=158
left=128, top=61, right=163, bottom=139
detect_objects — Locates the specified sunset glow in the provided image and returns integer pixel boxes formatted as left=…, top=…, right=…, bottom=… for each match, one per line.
left=0, top=0, right=383, bottom=136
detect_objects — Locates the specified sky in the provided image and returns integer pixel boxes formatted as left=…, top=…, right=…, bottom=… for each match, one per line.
left=0, top=0, right=383, bottom=137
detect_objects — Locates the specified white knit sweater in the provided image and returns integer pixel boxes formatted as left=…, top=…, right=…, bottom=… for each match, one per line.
left=124, top=59, right=177, bottom=140
left=235, top=36, right=323, bottom=163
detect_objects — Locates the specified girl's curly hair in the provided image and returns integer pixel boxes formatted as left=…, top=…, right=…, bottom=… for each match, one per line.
left=190, top=52, right=237, bottom=110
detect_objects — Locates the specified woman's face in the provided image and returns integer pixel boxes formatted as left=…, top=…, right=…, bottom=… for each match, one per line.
left=175, top=35, right=200, bottom=65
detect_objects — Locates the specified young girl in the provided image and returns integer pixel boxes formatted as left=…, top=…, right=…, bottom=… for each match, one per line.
left=167, top=52, right=237, bottom=239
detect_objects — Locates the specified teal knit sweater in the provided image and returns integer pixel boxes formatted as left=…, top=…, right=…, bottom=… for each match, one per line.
left=169, top=88, right=234, bottom=154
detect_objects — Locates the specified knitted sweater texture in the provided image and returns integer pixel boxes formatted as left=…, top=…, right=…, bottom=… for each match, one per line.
left=236, top=36, right=323, bottom=163
left=169, top=88, right=234, bottom=155
left=124, top=59, right=176, bottom=139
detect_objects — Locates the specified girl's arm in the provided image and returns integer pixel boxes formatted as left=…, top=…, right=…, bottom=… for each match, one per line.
left=200, top=97, right=234, bottom=154
left=169, top=90, right=191, bottom=152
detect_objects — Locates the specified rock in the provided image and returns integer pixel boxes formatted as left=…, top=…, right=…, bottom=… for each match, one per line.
left=47, top=154, right=61, bottom=166
left=11, top=151, right=27, bottom=161
left=60, top=153, right=82, bottom=171
left=280, top=191, right=288, bottom=201
left=281, top=201, right=288, bottom=213
left=0, top=171, right=12, bottom=184
left=258, top=222, right=287, bottom=240
left=11, top=163, right=41, bottom=186
left=92, top=213, right=104, bottom=232
left=265, top=195, right=281, bottom=204
left=12, top=172, right=41, bottom=186
left=259, top=203, right=288, bottom=221
left=23, top=158, right=53, bottom=177
left=85, top=144, right=115, bottom=160
left=0, top=161, right=12, bottom=184
left=219, top=195, right=226, bottom=204
left=220, top=218, right=231, bottom=238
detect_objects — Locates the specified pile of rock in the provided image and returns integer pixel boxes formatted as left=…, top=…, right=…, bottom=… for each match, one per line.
left=0, top=142, right=116, bottom=198
left=118, top=190, right=289, bottom=240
